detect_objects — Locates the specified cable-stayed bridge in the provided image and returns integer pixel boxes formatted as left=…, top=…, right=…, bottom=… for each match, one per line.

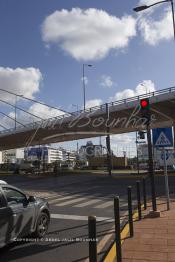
left=0, top=87, right=175, bottom=150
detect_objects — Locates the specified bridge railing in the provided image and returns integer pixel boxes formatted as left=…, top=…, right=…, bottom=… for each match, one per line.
left=0, top=86, right=175, bottom=135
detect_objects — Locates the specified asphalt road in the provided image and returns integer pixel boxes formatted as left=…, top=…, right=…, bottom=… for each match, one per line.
left=1, top=173, right=175, bottom=262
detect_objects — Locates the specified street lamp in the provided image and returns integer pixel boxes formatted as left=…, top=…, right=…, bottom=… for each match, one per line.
left=82, top=64, right=92, bottom=111
left=141, top=83, right=149, bottom=94
left=133, top=0, right=175, bottom=40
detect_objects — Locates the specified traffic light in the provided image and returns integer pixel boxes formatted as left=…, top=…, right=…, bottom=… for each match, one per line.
left=140, top=98, right=150, bottom=124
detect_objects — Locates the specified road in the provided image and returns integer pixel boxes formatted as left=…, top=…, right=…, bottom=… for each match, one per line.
left=1, top=172, right=174, bottom=262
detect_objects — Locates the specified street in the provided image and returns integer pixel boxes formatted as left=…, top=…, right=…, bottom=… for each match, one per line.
left=1, top=173, right=174, bottom=262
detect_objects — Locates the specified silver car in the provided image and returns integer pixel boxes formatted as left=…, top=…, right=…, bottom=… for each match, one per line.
left=0, top=180, right=50, bottom=248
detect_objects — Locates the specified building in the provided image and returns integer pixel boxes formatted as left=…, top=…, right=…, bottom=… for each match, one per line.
left=62, top=149, right=76, bottom=162
left=25, top=146, right=76, bottom=164
left=25, top=146, right=64, bottom=164
left=79, top=141, right=105, bottom=161
left=2, top=149, right=24, bottom=164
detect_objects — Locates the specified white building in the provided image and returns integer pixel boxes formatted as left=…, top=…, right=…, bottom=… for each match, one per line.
left=2, top=149, right=24, bottom=164
left=48, top=148, right=63, bottom=163
left=25, top=146, right=76, bottom=164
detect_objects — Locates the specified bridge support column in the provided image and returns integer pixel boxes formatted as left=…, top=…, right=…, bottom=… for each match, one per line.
left=106, top=103, right=112, bottom=177
left=106, top=134, right=112, bottom=176
left=173, top=124, right=175, bottom=149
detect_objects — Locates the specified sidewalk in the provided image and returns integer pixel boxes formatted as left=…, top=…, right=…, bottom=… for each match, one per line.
left=122, top=198, right=175, bottom=262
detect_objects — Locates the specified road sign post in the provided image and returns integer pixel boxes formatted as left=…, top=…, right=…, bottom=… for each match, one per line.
left=163, top=148, right=170, bottom=210
left=153, top=128, right=173, bottom=211
left=147, top=125, right=157, bottom=211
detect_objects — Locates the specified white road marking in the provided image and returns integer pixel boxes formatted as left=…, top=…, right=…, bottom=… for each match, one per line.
left=49, top=195, right=79, bottom=204
left=55, top=197, right=86, bottom=206
left=51, top=213, right=114, bottom=222
left=74, top=199, right=102, bottom=208
left=95, top=201, right=113, bottom=209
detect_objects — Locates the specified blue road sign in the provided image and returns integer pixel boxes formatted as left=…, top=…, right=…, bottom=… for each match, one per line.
left=161, top=150, right=169, bottom=161
left=152, top=128, right=173, bottom=147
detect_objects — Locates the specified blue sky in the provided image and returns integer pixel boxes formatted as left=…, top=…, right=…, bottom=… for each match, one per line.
left=0, top=0, right=175, bottom=155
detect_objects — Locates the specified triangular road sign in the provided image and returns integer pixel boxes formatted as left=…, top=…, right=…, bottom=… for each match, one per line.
left=155, top=132, right=171, bottom=146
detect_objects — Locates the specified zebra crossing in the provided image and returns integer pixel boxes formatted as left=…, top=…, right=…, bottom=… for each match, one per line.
left=46, top=193, right=130, bottom=209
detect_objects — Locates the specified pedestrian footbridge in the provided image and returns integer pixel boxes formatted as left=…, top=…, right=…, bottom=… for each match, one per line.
left=0, top=87, right=175, bottom=150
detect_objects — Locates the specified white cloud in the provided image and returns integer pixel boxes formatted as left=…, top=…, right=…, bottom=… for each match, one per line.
left=41, top=8, right=136, bottom=61
left=100, top=75, right=113, bottom=88
left=111, top=134, right=133, bottom=144
left=136, top=1, right=173, bottom=45
left=111, top=80, right=156, bottom=101
left=0, top=67, right=42, bottom=103
left=110, top=133, right=136, bottom=157
left=27, top=103, right=65, bottom=120
left=85, top=99, right=103, bottom=109
left=0, top=103, right=65, bottom=130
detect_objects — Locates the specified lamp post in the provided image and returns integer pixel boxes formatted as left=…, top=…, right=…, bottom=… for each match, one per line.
left=141, top=83, right=150, bottom=95
left=133, top=0, right=175, bottom=40
left=82, top=64, right=92, bottom=111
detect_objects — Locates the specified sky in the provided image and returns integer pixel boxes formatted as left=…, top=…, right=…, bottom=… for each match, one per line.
left=0, top=0, right=175, bottom=156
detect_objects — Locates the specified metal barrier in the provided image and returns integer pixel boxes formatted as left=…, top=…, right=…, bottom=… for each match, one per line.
left=136, top=181, right=142, bottom=220
left=88, top=178, right=150, bottom=262
left=127, top=186, right=134, bottom=237
left=114, top=196, right=122, bottom=262
left=88, top=215, right=97, bottom=262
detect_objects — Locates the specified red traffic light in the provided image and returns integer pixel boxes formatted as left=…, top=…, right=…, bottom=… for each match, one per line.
left=140, top=98, right=149, bottom=109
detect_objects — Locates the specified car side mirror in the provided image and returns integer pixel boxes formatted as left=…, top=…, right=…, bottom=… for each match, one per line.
left=28, top=196, right=36, bottom=203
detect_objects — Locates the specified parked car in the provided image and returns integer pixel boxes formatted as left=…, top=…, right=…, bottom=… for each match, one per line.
left=0, top=180, right=50, bottom=248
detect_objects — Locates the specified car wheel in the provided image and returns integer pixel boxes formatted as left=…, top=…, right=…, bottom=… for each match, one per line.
left=34, top=212, right=49, bottom=238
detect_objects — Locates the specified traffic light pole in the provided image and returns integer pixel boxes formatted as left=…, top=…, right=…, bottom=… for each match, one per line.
left=147, top=124, right=157, bottom=211
left=136, top=132, right=140, bottom=175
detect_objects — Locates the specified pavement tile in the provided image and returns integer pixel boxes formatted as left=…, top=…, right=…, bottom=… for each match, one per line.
left=168, top=240, right=175, bottom=246
left=121, top=199, right=175, bottom=262
left=133, top=251, right=167, bottom=261
left=168, top=253, right=175, bottom=261
left=122, top=251, right=134, bottom=259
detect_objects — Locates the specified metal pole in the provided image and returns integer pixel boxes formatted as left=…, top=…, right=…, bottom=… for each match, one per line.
left=143, top=178, right=147, bottom=210
left=15, top=95, right=17, bottom=130
left=136, top=181, right=142, bottom=220
left=114, top=196, right=122, bottom=262
left=171, top=0, right=175, bottom=40
left=127, top=186, right=134, bottom=237
left=147, top=125, right=157, bottom=211
left=106, top=103, right=112, bottom=177
left=88, top=215, right=97, bottom=262
left=136, top=131, right=140, bottom=175
left=163, top=147, right=170, bottom=210
left=83, top=64, right=85, bottom=111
